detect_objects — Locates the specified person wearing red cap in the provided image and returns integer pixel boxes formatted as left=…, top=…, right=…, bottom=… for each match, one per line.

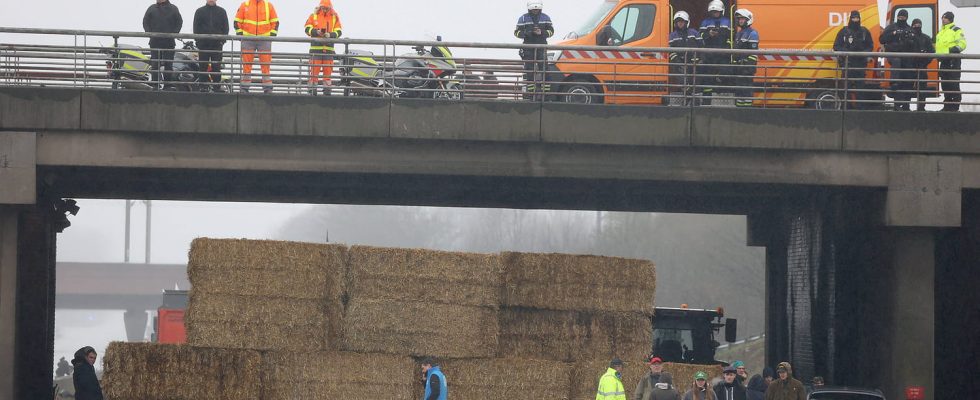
left=633, top=356, right=666, bottom=400
left=304, top=0, right=343, bottom=96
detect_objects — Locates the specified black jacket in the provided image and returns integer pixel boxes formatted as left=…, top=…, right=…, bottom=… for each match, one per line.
left=834, top=24, right=874, bottom=67
left=714, top=381, right=748, bottom=400
left=71, top=351, right=103, bottom=400
left=880, top=21, right=914, bottom=53
left=143, top=1, right=183, bottom=48
left=910, top=31, right=935, bottom=68
left=746, top=375, right=767, bottom=400
left=194, top=4, right=229, bottom=49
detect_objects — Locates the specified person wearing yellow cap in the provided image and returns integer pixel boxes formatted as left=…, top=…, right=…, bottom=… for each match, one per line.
left=305, top=0, right=343, bottom=96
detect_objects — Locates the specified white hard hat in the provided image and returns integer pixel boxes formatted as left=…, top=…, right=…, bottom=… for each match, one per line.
left=673, top=11, right=691, bottom=23
left=735, top=8, right=754, bottom=25
left=708, top=0, right=725, bottom=13
left=527, top=1, right=543, bottom=10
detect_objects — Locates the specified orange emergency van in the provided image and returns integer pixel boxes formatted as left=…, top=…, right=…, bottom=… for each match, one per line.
left=552, top=0, right=940, bottom=107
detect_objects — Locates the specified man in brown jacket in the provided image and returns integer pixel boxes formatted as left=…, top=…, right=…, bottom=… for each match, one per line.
left=764, top=362, right=805, bottom=400
left=634, top=356, right=666, bottom=400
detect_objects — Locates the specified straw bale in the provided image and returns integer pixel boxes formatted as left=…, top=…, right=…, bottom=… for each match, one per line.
left=498, top=309, right=652, bottom=362
left=186, top=292, right=326, bottom=326
left=341, top=298, right=498, bottom=358
left=501, top=252, right=656, bottom=313
left=187, top=320, right=327, bottom=352
left=424, top=358, right=572, bottom=400
left=102, top=342, right=261, bottom=400
left=349, top=245, right=501, bottom=307
left=662, top=362, right=724, bottom=390
left=262, top=351, right=415, bottom=400
left=570, top=359, right=650, bottom=400
left=187, top=239, right=346, bottom=300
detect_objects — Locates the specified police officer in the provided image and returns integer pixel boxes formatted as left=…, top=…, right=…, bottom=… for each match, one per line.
left=669, top=11, right=701, bottom=105
left=698, top=0, right=732, bottom=105
left=909, top=18, right=935, bottom=111
left=880, top=9, right=916, bottom=110
left=515, top=1, right=555, bottom=96
left=833, top=10, right=874, bottom=109
left=732, top=9, right=759, bottom=107
left=935, top=11, right=967, bottom=111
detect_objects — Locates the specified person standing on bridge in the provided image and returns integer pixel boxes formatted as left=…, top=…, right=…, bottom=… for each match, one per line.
left=193, top=0, right=230, bottom=92
left=833, top=10, right=875, bottom=110
left=305, top=0, right=343, bottom=96
left=880, top=9, right=916, bottom=110
left=143, top=0, right=184, bottom=90
left=909, top=18, right=935, bottom=111
left=683, top=371, right=717, bottom=400
left=668, top=11, right=701, bottom=106
left=698, top=0, right=732, bottom=106
left=731, top=9, right=759, bottom=107
left=634, top=356, right=665, bottom=400
left=71, top=346, right=104, bottom=400
left=235, top=0, right=280, bottom=94
left=597, top=358, right=628, bottom=400
left=935, top=11, right=967, bottom=112
left=515, top=1, right=555, bottom=97
left=764, top=362, right=804, bottom=400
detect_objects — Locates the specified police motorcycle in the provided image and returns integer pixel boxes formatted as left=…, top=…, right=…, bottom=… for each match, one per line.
left=170, top=39, right=203, bottom=91
left=102, top=41, right=153, bottom=90
left=340, top=36, right=463, bottom=99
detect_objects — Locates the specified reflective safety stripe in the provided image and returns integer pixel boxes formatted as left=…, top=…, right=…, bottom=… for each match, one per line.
left=597, top=391, right=626, bottom=395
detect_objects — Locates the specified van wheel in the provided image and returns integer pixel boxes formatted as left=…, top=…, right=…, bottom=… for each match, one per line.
left=808, top=89, right=840, bottom=110
left=561, top=81, right=603, bottom=105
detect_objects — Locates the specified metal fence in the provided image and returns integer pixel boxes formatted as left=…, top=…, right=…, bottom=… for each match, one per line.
left=1, top=27, right=978, bottom=112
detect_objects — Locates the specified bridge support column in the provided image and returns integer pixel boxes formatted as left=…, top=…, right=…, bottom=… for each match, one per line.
left=0, top=207, right=19, bottom=400
left=14, top=204, right=59, bottom=400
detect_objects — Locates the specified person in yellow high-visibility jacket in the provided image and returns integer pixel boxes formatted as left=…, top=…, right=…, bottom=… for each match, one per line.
left=304, top=0, right=343, bottom=95
left=935, top=11, right=967, bottom=111
left=597, top=358, right=628, bottom=400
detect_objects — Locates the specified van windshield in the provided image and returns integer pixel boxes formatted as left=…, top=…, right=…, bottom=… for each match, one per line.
left=568, top=1, right=618, bottom=39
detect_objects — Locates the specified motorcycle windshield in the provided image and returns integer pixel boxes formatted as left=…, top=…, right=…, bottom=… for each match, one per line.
left=431, top=46, right=456, bottom=69
left=394, top=58, right=426, bottom=75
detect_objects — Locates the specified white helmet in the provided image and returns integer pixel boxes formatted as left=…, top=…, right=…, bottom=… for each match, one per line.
left=708, top=0, right=725, bottom=13
left=673, top=11, right=691, bottom=23
left=527, top=1, right=543, bottom=10
left=735, top=8, right=754, bottom=25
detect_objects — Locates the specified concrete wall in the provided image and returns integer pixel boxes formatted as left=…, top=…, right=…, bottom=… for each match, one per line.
left=0, top=207, right=17, bottom=400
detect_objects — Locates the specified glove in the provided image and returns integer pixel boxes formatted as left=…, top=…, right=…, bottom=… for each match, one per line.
left=950, top=46, right=962, bottom=54
left=328, top=32, right=338, bottom=39
left=270, top=32, right=277, bottom=37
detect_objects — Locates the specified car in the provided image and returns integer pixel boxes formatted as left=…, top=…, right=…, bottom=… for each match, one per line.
left=808, top=386, right=886, bottom=400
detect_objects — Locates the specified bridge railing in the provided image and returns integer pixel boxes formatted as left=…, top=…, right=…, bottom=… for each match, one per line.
left=0, top=27, right=977, bottom=112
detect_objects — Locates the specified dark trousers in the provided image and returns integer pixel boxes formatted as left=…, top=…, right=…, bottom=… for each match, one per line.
left=150, top=47, right=176, bottom=88
left=698, top=56, right=731, bottom=105
left=889, top=58, right=915, bottom=110
left=733, top=64, right=757, bottom=107
left=912, top=69, right=929, bottom=111
left=520, top=48, right=548, bottom=92
left=940, top=58, right=962, bottom=111
left=668, top=62, right=695, bottom=105
left=840, top=64, right=870, bottom=109
left=197, top=45, right=223, bottom=85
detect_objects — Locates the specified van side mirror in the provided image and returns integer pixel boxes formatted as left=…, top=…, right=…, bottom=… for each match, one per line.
left=725, top=318, right=738, bottom=343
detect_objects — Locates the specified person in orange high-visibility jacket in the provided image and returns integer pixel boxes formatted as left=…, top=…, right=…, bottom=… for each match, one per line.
left=304, top=0, right=343, bottom=95
left=234, top=0, right=279, bottom=93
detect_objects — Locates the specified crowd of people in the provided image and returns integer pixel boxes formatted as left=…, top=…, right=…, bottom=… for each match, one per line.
left=136, top=0, right=970, bottom=104
left=595, top=356, right=816, bottom=400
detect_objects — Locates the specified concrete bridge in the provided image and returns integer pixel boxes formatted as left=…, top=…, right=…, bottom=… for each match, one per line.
left=1, top=87, right=979, bottom=400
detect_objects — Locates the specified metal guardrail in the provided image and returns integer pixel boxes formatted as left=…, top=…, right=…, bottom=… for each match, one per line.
left=0, top=27, right=977, bottom=112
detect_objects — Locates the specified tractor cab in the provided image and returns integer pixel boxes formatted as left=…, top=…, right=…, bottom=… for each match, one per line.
left=651, top=306, right=737, bottom=365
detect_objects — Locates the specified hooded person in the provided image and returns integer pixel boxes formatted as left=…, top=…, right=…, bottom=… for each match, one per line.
left=649, top=372, right=682, bottom=400
left=714, top=366, right=747, bottom=400
left=746, top=375, right=767, bottom=400
left=880, top=9, right=916, bottom=110
left=908, top=17, right=935, bottom=111
left=683, top=371, right=718, bottom=400
left=762, top=367, right=775, bottom=385
left=71, top=346, right=104, bottom=400
left=764, top=362, right=805, bottom=400
left=833, top=10, right=875, bottom=108
left=304, top=0, right=343, bottom=95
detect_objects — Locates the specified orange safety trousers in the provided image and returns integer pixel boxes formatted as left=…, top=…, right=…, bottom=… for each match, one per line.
left=241, top=52, right=272, bottom=84
left=310, top=59, right=334, bottom=85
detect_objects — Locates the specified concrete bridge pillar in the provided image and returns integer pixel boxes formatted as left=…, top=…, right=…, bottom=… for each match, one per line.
left=124, top=309, right=149, bottom=342
left=0, top=207, right=19, bottom=400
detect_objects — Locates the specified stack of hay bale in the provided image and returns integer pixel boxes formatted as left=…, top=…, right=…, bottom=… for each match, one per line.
left=103, top=239, right=665, bottom=400
left=498, top=252, right=658, bottom=399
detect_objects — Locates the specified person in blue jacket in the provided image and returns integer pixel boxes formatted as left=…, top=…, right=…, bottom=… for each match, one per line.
left=732, top=9, right=759, bottom=107
left=422, top=357, right=448, bottom=400
left=698, top=0, right=732, bottom=105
